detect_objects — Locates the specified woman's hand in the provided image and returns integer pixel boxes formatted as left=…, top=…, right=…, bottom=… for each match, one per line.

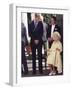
left=56, top=48, right=60, bottom=52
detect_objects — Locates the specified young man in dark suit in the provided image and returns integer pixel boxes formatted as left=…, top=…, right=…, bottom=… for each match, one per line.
left=21, top=23, right=28, bottom=75
left=28, top=14, right=43, bottom=74
left=47, top=16, right=62, bottom=48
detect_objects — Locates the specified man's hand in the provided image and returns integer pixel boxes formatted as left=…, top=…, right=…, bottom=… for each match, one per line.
left=48, top=37, right=53, bottom=42
left=34, top=40, right=39, bottom=45
left=26, top=45, right=31, bottom=54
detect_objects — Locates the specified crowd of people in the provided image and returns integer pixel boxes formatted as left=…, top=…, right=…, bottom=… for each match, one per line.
left=21, top=13, right=63, bottom=76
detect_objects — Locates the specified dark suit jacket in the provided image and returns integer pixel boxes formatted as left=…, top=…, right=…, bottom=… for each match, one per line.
left=28, top=21, right=43, bottom=41
left=47, top=24, right=62, bottom=38
left=21, top=23, right=28, bottom=46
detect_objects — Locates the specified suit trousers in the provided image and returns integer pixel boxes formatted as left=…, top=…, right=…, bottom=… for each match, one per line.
left=31, top=40, right=43, bottom=73
left=21, top=41, right=28, bottom=73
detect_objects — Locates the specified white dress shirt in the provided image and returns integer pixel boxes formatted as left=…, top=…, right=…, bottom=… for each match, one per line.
left=51, top=24, right=55, bottom=37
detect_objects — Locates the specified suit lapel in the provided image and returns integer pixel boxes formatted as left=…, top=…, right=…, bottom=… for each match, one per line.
left=54, top=25, right=58, bottom=32
left=50, top=25, right=52, bottom=36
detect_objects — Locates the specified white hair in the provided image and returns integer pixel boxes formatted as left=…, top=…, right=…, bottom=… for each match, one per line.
left=52, top=31, right=61, bottom=40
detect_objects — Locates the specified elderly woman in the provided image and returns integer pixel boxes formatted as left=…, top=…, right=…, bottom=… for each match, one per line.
left=47, top=31, right=62, bottom=75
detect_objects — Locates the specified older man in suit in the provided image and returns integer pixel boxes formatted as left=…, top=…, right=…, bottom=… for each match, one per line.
left=28, top=14, right=43, bottom=74
left=47, top=16, right=62, bottom=48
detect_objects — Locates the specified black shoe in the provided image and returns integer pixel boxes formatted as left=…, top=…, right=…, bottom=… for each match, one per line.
left=32, top=71, right=36, bottom=75
left=21, top=70, right=24, bottom=74
left=24, top=71, right=28, bottom=75
left=39, top=70, right=43, bottom=74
